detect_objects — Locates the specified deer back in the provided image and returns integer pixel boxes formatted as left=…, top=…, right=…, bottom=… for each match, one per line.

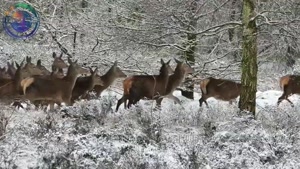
left=72, top=67, right=103, bottom=101
left=22, top=58, right=87, bottom=105
left=125, top=59, right=172, bottom=99
left=279, top=75, right=300, bottom=94
left=200, top=77, right=241, bottom=101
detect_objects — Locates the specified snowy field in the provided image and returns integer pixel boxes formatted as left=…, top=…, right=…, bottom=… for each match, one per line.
left=1, top=89, right=300, bottom=169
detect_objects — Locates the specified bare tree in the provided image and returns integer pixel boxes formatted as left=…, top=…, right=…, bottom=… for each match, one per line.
left=238, top=0, right=258, bottom=115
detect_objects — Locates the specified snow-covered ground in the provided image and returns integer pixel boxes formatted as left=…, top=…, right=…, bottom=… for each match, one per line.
left=1, top=89, right=300, bottom=169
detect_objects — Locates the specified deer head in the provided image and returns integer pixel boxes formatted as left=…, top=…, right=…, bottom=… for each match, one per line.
left=89, top=67, right=104, bottom=86
left=174, top=58, right=194, bottom=74
left=160, top=59, right=173, bottom=75
left=52, top=52, right=68, bottom=71
left=66, top=57, right=89, bottom=78
left=112, top=61, right=127, bottom=78
left=36, top=59, right=51, bottom=75
left=23, top=57, right=43, bottom=78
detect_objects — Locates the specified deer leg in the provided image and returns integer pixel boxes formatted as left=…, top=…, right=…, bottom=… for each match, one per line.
left=12, top=101, right=24, bottom=109
left=199, top=98, right=203, bottom=107
left=199, top=97, right=209, bottom=107
left=278, top=93, right=294, bottom=107
left=156, top=97, right=163, bottom=108
left=116, top=96, right=125, bottom=112
left=286, top=98, right=294, bottom=107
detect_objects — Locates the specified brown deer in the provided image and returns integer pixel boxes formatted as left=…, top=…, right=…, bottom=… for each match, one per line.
left=20, top=58, right=88, bottom=110
left=31, top=54, right=68, bottom=108
left=51, top=52, right=68, bottom=74
left=91, top=61, right=127, bottom=97
left=71, top=67, right=104, bottom=104
left=0, top=59, right=43, bottom=107
left=115, top=59, right=173, bottom=112
left=155, top=59, right=194, bottom=107
left=277, top=75, right=300, bottom=107
left=198, top=77, right=241, bottom=107
left=23, top=56, right=46, bottom=77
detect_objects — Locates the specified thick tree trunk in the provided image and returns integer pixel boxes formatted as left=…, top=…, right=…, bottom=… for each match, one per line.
left=181, top=33, right=196, bottom=99
left=238, top=0, right=258, bottom=116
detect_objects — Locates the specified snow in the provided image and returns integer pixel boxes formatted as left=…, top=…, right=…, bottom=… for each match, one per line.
left=1, top=89, right=300, bottom=168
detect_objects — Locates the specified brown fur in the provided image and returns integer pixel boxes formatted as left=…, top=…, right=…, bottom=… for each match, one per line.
left=51, top=52, right=68, bottom=71
left=155, top=59, right=194, bottom=107
left=123, top=77, right=133, bottom=95
left=71, top=67, right=104, bottom=104
left=22, top=58, right=86, bottom=110
left=0, top=67, right=12, bottom=80
left=279, top=75, right=290, bottom=89
left=200, top=79, right=210, bottom=95
left=0, top=59, right=43, bottom=107
left=91, top=61, right=126, bottom=97
left=116, top=59, right=173, bottom=112
left=21, top=77, right=34, bottom=95
left=31, top=53, right=69, bottom=109
left=199, top=77, right=241, bottom=107
left=36, top=59, right=51, bottom=75
left=277, top=75, right=300, bottom=107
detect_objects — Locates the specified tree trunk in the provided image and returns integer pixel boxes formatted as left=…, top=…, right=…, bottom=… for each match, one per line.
left=238, top=0, right=258, bottom=116
left=181, top=32, right=196, bottom=99
left=181, top=1, right=197, bottom=100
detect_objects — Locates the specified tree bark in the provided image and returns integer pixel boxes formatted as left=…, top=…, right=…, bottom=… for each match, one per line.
left=181, top=0, right=197, bottom=100
left=238, top=0, right=258, bottom=116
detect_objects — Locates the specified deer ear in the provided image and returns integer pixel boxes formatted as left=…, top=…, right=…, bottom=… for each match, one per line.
left=52, top=52, right=56, bottom=58
left=19, top=59, right=25, bottom=68
left=67, top=57, right=72, bottom=64
left=160, top=59, right=164, bottom=64
left=89, top=67, right=93, bottom=74
left=37, top=59, right=41, bottom=66
left=15, top=62, right=20, bottom=69
left=94, top=67, right=98, bottom=74
left=174, top=58, right=181, bottom=64
left=28, top=57, right=32, bottom=63
left=167, top=59, right=171, bottom=64
left=11, top=62, right=15, bottom=68
left=75, top=60, right=78, bottom=64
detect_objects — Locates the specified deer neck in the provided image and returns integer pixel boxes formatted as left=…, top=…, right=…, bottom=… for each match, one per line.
left=64, top=66, right=79, bottom=90
left=101, top=69, right=117, bottom=87
left=157, top=67, right=170, bottom=87
left=165, top=67, right=185, bottom=94
left=172, top=67, right=185, bottom=83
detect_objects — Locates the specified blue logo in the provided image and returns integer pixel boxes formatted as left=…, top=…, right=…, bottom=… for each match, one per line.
left=3, top=3, right=40, bottom=39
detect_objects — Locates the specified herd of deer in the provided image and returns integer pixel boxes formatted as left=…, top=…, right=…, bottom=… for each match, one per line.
left=0, top=52, right=297, bottom=113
